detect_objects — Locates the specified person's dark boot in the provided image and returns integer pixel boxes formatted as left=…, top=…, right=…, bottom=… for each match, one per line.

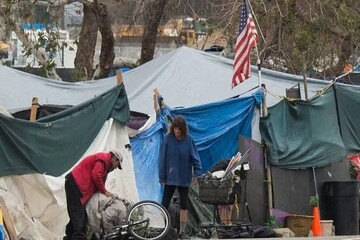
left=178, top=232, right=190, bottom=239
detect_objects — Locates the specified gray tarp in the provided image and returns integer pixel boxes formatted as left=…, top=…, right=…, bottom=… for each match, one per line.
left=122, top=47, right=331, bottom=115
left=1, top=47, right=331, bottom=115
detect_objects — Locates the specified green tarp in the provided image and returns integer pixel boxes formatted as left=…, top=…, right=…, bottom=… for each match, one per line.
left=260, top=86, right=347, bottom=169
left=336, top=84, right=360, bottom=154
left=0, top=84, right=130, bottom=177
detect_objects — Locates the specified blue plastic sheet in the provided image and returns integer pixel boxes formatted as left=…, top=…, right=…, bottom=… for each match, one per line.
left=130, top=120, right=166, bottom=201
left=0, top=226, right=4, bottom=240
left=130, top=90, right=263, bottom=201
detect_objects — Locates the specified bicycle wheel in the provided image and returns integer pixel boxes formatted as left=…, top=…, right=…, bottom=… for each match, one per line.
left=126, top=200, right=170, bottom=240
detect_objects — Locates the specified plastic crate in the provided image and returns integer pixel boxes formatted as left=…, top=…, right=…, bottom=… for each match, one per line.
left=199, top=177, right=234, bottom=205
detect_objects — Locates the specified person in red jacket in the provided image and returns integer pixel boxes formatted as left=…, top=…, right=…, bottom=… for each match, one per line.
left=64, top=149, right=123, bottom=240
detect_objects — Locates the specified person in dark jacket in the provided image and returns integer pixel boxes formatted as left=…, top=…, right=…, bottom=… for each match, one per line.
left=64, top=150, right=123, bottom=240
left=159, top=116, right=202, bottom=239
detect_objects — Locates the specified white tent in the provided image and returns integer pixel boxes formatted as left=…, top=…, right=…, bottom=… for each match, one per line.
left=0, top=70, right=138, bottom=239
left=0, top=119, right=138, bottom=239
left=0, top=65, right=118, bottom=112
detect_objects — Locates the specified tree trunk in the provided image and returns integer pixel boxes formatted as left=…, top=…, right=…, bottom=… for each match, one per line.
left=94, top=1, right=115, bottom=79
left=74, top=3, right=98, bottom=81
left=139, top=0, right=168, bottom=65
left=0, top=14, right=9, bottom=42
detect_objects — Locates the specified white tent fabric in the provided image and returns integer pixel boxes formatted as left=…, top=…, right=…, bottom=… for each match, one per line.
left=0, top=66, right=118, bottom=112
left=0, top=105, right=12, bottom=117
left=1, top=46, right=331, bottom=115
left=122, top=46, right=331, bottom=115
left=0, top=119, right=139, bottom=239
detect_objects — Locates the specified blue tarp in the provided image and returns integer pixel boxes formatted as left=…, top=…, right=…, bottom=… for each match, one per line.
left=130, top=90, right=263, bottom=201
left=22, top=23, right=46, bottom=30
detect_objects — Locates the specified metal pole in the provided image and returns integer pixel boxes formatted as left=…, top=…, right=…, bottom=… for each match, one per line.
left=250, top=0, right=273, bottom=216
left=254, top=24, right=273, bottom=215
left=312, top=167, right=319, bottom=204
left=61, top=46, right=64, bottom=67
left=303, top=54, right=309, bottom=100
left=305, top=52, right=319, bottom=207
left=262, top=84, right=273, bottom=213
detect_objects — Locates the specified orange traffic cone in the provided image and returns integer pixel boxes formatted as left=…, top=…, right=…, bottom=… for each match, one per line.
left=312, top=206, right=323, bottom=236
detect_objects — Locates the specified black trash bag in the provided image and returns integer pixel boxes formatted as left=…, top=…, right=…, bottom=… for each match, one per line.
left=216, top=225, right=253, bottom=239
left=252, top=225, right=277, bottom=238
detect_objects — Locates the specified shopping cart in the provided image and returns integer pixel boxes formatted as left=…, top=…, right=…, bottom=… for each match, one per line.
left=198, top=149, right=253, bottom=239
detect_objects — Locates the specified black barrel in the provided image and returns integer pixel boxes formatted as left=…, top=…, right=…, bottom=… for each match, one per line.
left=322, top=181, right=359, bottom=235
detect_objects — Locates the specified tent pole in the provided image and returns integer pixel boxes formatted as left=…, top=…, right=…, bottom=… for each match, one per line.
left=303, top=54, right=309, bottom=100
left=312, top=166, right=321, bottom=218
left=304, top=53, right=319, bottom=206
left=255, top=45, right=262, bottom=89
left=312, top=167, right=319, bottom=196
left=261, top=84, right=273, bottom=215
left=251, top=1, right=273, bottom=217
left=255, top=39, right=273, bottom=217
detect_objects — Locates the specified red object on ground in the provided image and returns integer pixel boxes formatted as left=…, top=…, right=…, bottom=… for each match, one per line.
left=312, top=207, right=323, bottom=236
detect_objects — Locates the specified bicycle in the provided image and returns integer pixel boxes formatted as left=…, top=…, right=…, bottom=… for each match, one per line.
left=99, top=200, right=171, bottom=240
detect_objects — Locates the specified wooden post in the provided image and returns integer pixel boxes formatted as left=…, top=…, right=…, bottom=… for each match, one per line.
left=29, top=97, right=38, bottom=121
left=153, top=88, right=160, bottom=96
left=0, top=196, right=17, bottom=240
left=153, top=88, right=160, bottom=117
left=116, top=70, right=123, bottom=85
left=153, top=88, right=160, bottom=108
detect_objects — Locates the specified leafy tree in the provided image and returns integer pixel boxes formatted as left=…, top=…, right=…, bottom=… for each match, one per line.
left=0, top=0, right=115, bottom=81
left=5, top=0, right=358, bottom=81
left=196, top=0, right=360, bottom=79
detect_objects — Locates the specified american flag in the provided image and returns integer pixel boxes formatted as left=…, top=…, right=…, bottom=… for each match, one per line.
left=232, top=0, right=258, bottom=88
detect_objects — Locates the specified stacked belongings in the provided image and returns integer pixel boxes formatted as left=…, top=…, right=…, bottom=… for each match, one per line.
left=198, top=150, right=253, bottom=238
left=86, top=193, right=133, bottom=239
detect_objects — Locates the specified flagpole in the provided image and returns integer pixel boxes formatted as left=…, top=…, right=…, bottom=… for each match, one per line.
left=249, top=0, right=274, bottom=216
left=256, top=44, right=273, bottom=215
left=255, top=45, right=261, bottom=88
